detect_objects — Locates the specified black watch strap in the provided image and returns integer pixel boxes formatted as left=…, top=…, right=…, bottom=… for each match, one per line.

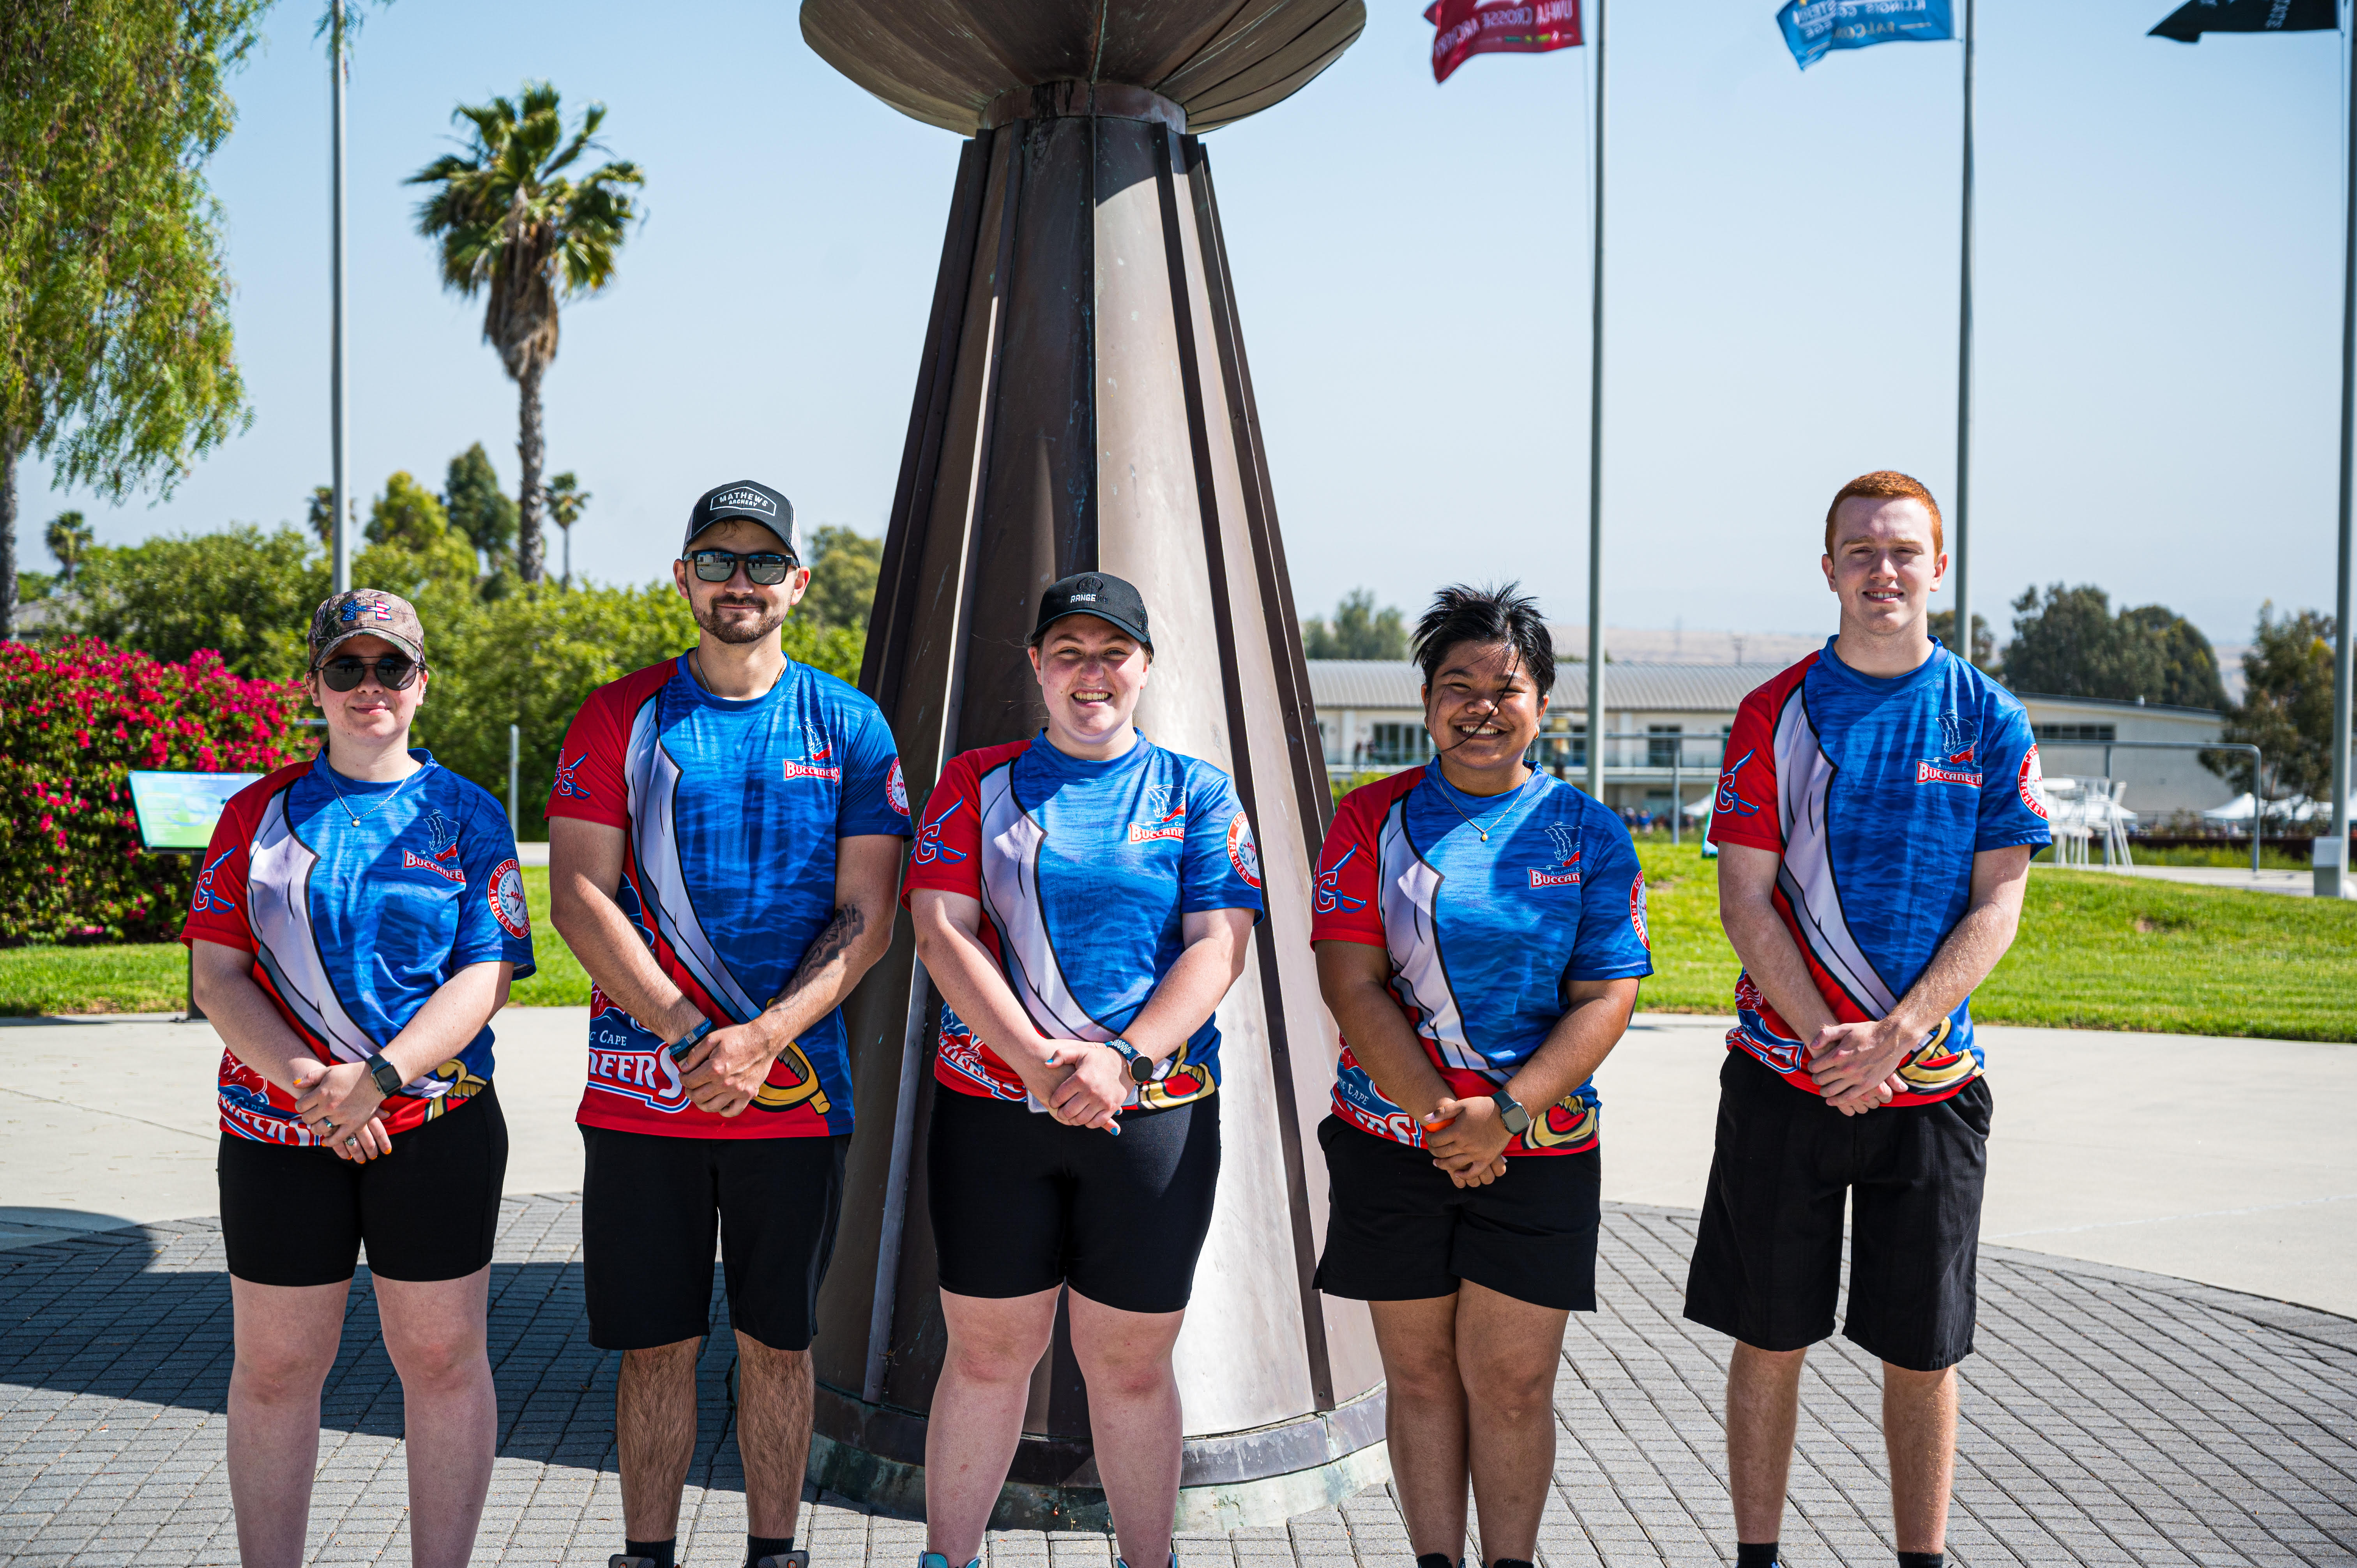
left=1491, top=1090, right=1532, bottom=1139
left=366, top=1052, right=405, bottom=1097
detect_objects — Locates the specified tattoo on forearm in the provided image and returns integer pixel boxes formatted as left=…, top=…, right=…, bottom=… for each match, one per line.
left=767, top=904, right=867, bottom=1012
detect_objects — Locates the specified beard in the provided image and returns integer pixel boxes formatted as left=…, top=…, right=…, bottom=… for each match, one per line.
left=695, top=595, right=786, bottom=645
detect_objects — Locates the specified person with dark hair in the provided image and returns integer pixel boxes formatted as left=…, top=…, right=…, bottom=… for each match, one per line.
left=547, top=482, right=912, bottom=1568
left=1690, top=473, right=2047, bottom=1568
left=903, top=571, right=1264, bottom=1568
left=184, top=589, right=535, bottom=1568
left=1311, top=583, right=1651, bottom=1568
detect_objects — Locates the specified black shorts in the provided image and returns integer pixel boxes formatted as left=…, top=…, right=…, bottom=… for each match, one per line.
left=1313, top=1115, right=1600, bottom=1313
left=926, top=1089, right=1220, bottom=1314
left=580, top=1126, right=849, bottom=1353
left=1683, top=1049, right=1993, bottom=1373
left=217, top=1083, right=509, bottom=1287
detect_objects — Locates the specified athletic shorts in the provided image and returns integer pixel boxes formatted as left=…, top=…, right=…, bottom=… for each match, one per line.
left=1683, top=1048, right=1993, bottom=1373
left=217, top=1082, right=509, bottom=1287
left=926, top=1089, right=1220, bottom=1315
left=579, top=1125, right=849, bottom=1353
left=1313, top=1114, right=1600, bottom=1313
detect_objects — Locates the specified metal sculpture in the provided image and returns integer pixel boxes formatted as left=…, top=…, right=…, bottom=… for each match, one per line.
left=800, top=0, right=1382, bottom=1532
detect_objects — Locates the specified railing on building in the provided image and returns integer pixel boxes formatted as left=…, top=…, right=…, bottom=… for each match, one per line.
left=1328, top=731, right=1731, bottom=847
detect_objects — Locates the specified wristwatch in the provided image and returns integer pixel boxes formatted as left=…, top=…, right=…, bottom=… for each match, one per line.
left=364, top=1052, right=405, bottom=1098
left=1104, top=1038, right=1156, bottom=1084
left=1491, top=1089, right=1532, bottom=1139
left=668, top=1017, right=715, bottom=1064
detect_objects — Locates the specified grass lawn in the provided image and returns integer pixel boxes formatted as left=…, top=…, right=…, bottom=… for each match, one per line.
left=1632, top=840, right=2357, bottom=1042
left=0, top=867, right=594, bottom=1017
left=10, top=855, right=2355, bottom=1043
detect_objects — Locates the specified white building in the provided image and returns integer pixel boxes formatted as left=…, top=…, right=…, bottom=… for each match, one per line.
left=1307, top=661, right=2234, bottom=819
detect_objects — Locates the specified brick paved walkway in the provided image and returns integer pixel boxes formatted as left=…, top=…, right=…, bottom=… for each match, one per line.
left=2, top=1195, right=2351, bottom=1567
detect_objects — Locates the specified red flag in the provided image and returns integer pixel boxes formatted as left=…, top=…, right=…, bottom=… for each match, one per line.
left=1425, top=0, right=1582, bottom=83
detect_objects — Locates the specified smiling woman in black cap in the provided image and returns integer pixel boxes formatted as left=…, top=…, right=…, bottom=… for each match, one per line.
left=902, top=571, right=1268, bottom=1568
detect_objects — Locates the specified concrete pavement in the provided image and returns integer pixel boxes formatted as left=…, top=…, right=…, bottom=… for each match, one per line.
left=8, top=1008, right=2351, bottom=1316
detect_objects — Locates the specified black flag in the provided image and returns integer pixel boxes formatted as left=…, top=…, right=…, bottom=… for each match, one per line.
left=2149, top=0, right=2338, bottom=42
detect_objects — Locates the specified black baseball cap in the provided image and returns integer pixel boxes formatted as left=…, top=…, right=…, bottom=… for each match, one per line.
left=683, top=480, right=801, bottom=560
left=1031, top=571, right=1152, bottom=650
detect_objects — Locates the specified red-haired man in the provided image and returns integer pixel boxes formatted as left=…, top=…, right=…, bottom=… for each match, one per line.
left=1688, top=472, right=2051, bottom=1568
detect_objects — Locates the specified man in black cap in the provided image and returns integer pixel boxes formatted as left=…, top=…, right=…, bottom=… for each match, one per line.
left=548, top=481, right=912, bottom=1568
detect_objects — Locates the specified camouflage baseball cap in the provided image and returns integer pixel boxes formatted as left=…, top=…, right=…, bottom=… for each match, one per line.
left=309, top=589, right=426, bottom=666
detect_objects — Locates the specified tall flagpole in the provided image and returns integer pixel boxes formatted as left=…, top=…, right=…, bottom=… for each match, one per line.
left=330, top=0, right=351, bottom=595
left=1584, top=0, right=1608, bottom=801
left=1951, top=0, right=1975, bottom=664
left=2326, top=0, right=2355, bottom=897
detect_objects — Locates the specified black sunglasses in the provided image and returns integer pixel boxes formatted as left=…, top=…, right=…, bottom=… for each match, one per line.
left=315, top=654, right=422, bottom=692
left=686, top=548, right=799, bottom=586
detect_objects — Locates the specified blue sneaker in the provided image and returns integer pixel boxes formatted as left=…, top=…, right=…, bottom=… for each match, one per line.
left=918, top=1553, right=981, bottom=1568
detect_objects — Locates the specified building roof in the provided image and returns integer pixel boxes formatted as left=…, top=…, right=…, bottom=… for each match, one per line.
left=1306, top=660, right=1799, bottom=714
left=2011, top=691, right=2225, bottom=720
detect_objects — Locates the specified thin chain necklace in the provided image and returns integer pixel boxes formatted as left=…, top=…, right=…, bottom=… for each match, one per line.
left=320, top=748, right=421, bottom=827
left=1431, top=764, right=1527, bottom=843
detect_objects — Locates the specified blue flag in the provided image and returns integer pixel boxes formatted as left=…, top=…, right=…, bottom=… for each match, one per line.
left=1776, top=0, right=1955, bottom=69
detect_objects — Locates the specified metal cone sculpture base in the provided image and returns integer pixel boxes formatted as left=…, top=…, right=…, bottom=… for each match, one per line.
left=801, top=2, right=1380, bottom=1530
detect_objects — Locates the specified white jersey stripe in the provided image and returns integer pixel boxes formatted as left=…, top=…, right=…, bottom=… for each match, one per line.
left=1376, top=794, right=1489, bottom=1076
left=1772, top=683, right=1897, bottom=1018
left=245, top=791, right=438, bottom=1087
left=977, top=761, right=1113, bottom=1042
left=624, top=698, right=762, bottom=1022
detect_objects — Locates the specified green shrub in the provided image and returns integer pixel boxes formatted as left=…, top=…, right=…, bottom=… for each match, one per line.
left=0, top=638, right=309, bottom=942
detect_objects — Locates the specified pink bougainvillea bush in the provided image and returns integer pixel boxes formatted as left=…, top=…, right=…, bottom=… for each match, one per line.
left=2, top=639, right=311, bottom=943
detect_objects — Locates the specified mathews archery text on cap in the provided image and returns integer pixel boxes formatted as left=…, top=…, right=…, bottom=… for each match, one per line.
left=684, top=480, right=802, bottom=559
left=1032, top=571, right=1152, bottom=650
left=310, top=590, right=426, bottom=666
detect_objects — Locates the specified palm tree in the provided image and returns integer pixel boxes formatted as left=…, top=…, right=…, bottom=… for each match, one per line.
left=407, top=84, right=640, bottom=583
left=44, top=511, right=93, bottom=586
left=544, top=471, right=589, bottom=587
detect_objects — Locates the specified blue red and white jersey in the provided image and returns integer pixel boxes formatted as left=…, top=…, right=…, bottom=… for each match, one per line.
left=546, top=655, right=910, bottom=1139
left=179, top=752, right=536, bottom=1145
left=900, top=733, right=1265, bottom=1112
left=1707, top=638, right=2052, bottom=1103
left=1311, top=764, right=1652, bottom=1157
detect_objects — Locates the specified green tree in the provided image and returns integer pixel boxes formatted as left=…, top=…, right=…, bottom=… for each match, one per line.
left=543, top=470, right=588, bottom=586
left=366, top=471, right=450, bottom=549
left=2214, top=605, right=2337, bottom=802
left=55, top=525, right=327, bottom=676
left=801, top=525, right=881, bottom=634
left=1303, top=589, right=1408, bottom=660
left=1926, top=609, right=1995, bottom=672
left=443, top=442, right=518, bottom=569
left=0, top=0, right=262, bottom=640
left=44, top=512, right=93, bottom=586
left=408, top=85, right=642, bottom=584
left=306, top=484, right=353, bottom=547
left=2000, top=584, right=2226, bottom=710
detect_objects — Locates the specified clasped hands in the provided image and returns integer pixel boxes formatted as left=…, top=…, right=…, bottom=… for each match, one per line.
left=1023, top=1039, right=1129, bottom=1134
left=292, top=1058, right=392, bottom=1163
left=671, top=1011, right=792, bottom=1118
left=1422, top=1095, right=1512, bottom=1190
left=1802, top=1016, right=1913, bottom=1114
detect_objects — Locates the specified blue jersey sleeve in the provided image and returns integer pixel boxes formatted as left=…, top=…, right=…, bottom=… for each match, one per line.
left=1178, top=764, right=1267, bottom=921
left=837, top=706, right=913, bottom=839
left=1975, top=701, right=2053, bottom=852
left=458, top=790, right=538, bottom=979
left=1567, top=811, right=1653, bottom=983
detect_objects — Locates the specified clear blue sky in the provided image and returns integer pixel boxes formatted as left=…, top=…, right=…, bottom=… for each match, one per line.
left=18, top=0, right=2350, bottom=649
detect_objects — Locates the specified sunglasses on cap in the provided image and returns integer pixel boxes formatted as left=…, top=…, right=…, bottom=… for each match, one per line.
left=315, top=654, right=423, bottom=692
left=685, top=548, right=799, bottom=586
